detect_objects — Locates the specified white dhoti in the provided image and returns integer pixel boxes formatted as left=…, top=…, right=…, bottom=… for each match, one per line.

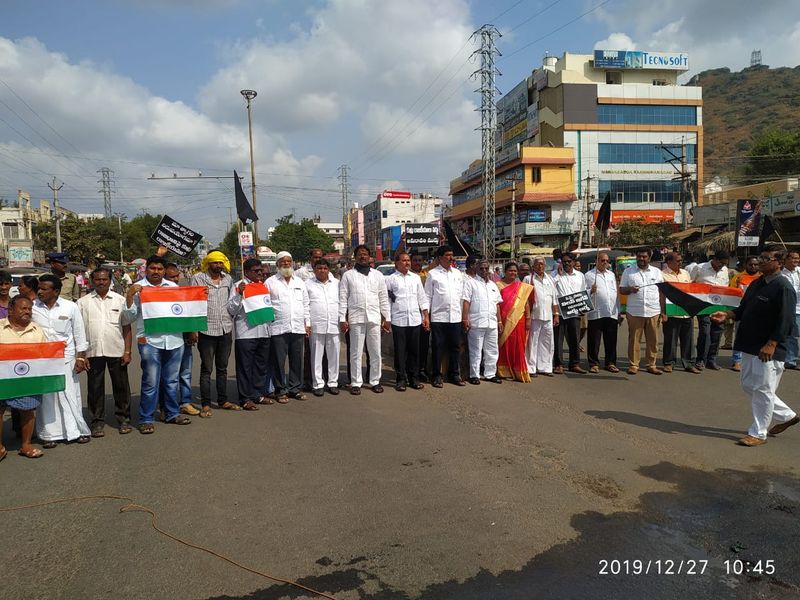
left=467, top=327, right=499, bottom=379
left=740, top=353, right=796, bottom=439
left=36, top=358, right=90, bottom=442
left=349, top=322, right=382, bottom=387
left=310, top=332, right=341, bottom=389
left=527, top=319, right=554, bottom=374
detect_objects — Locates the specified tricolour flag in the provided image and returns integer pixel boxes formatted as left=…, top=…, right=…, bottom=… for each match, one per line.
left=140, top=286, right=208, bottom=334
left=242, top=282, right=275, bottom=326
left=656, top=282, right=743, bottom=318
left=0, top=341, right=66, bottom=400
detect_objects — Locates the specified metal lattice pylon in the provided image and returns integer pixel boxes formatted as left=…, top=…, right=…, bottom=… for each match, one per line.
left=471, top=25, right=501, bottom=262
left=98, top=167, right=113, bottom=219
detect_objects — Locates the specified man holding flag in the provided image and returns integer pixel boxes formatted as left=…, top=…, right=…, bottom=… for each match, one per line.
left=125, top=256, right=195, bottom=433
left=228, top=258, right=272, bottom=410
left=711, top=249, right=798, bottom=446
left=0, top=295, right=49, bottom=459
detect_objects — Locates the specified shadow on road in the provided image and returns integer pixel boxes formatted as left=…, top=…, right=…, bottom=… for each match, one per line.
left=585, top=410, right=743, bottom=441
left=205, top=462, right=800, bottom=600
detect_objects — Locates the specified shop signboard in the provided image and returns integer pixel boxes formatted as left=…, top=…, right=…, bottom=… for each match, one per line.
left=593, top=50, right=689, bottom=71
left=7, top=241, right=33, bottom=268
left=735, top=198, right=762, bottom=247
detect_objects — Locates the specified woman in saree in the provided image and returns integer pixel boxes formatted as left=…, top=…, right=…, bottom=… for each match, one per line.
left=496, top=262, right=535, bottom=382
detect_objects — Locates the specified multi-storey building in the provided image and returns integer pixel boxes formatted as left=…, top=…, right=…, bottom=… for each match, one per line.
left=362, top=190, right=443, bottom=253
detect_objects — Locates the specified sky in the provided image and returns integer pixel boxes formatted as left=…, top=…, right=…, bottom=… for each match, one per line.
left=1, top=0, right=799, bottom=245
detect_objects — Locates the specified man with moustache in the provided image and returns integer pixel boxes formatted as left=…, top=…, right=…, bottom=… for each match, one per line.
left=620, top=248, right=665, bottom=375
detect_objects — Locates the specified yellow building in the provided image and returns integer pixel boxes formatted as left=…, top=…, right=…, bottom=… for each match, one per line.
left=449, top=146, right=577, bottom=247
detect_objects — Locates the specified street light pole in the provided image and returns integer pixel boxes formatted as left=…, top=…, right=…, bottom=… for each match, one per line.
left=117, top=214, right=123, bottom=263
left=240, top=89, right=258, bottom=246
left=505, top=175, right=522, bottom=261
left=47, top=177, right=63, bottom=252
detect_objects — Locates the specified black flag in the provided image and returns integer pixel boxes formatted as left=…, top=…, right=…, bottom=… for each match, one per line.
left=655, top=282, right=713, bottom=318
left=594, top=191, right=612, bottom=232
left=234, top=170, right=259, bottom=225
left=759, top=215, right=776, bottom=251
left=442, top=219, right=478, bottom=257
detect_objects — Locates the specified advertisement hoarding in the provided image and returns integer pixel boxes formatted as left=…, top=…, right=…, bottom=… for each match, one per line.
left=593, top=50, right=689, bottom=71
left=735, top=198, right=762, bottom=247
left=404, top=223, right=440, bottom=248
left=382, top=190, right=412, bottom=199
left=7, top=241, right=33, bottom=268
left=497, top=79, right=528, bottom=126
left=527, top=104, right=539, bottom=138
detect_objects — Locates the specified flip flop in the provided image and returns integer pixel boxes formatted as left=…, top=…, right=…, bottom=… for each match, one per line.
left=199, top=408, right=212, bottom=418
left=255, top=396, right=274, bottom=405
left=220, top=402, right=243, bottom=411
left=276, top=395, right=289, bottom=404
left=0, top=446, right=6, bottom=463
left=18, top=447, right=44, bottom=459
left=241, top=400, right=259, bottom=411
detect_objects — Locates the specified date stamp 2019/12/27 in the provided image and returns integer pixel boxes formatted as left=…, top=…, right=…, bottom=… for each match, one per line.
left=597, top=559, right=776, bottom=576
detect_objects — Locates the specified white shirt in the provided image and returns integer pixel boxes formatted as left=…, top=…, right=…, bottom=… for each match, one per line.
left=584, top=268, right=619, bottom=320
left=294, top=264, right=315, bottom=282
left=226, top=278, right=271, bottom=340
left=620, top=265, right=664, bottom=318
left=782, top=267, right=800, bottom=314
left=527, top=272, right=558, bottom=320
left=424, top=264, right=464, bottom=323
left=267, top=274, right=311, bottom=335
left=462, top=275, right=502, bottom=328
left=553, top=270, right=586, bottom=297
left=32, top=298, right=88, bottom=360
left=692, top=262, right=729, bottom=286
left=123, top=278, right=184, bottom=350
left=338, top=268, right=390, bottom=325
left=385, top=270, right=428, bottom=327
left=306, top=276, right=341, bottom=334
left=77, top=290, right=130, bottom=357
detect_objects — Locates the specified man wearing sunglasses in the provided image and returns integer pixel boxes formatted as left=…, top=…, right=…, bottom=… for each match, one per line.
left=711, top=250, right=798, bottom=446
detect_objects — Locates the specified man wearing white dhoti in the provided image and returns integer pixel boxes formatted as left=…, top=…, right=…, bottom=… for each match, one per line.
left=32, top=274, right=91, bottom=447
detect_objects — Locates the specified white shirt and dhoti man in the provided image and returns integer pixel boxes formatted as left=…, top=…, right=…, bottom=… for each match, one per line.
left=462, top=275, right=502, bottom=379
left=32, top=298, right=91, bottom=441
left=526, top=272, right=558, bottom=375
left=338, top=268, right=390, bottom=388
left=306, top=276, right=341, bottom=390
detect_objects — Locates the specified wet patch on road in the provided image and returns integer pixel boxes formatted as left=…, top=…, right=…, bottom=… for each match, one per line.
left=206, top=462, right=800, bottom=600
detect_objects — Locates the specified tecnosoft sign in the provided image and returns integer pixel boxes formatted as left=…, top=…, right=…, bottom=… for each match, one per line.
left=594, top=50, right=689, bottom=71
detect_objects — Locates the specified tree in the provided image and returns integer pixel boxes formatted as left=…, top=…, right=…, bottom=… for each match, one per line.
left=611, top=218, right=676, bottom=247
left=746, top=128, right=800, bottom=182
left=266, top=215, right=334, bottom=258
left=219, top=224, right=240, bottom=263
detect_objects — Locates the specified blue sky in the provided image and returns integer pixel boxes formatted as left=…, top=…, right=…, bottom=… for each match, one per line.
left=1, top=0, right=798, bottom=244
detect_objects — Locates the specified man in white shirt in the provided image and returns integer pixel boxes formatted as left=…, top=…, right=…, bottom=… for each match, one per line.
left=294, top=247, right=324, bottom=282
left=424, top=245, right=466, bottom=387
left=526, top=256, right=559, bottom=376
left=692, top=250, right=730, bottom=370
left=32, top=274, right=92, bottom=446
left=385, top=251, right=429, bottom=391
left=267, top=251, right=311, bottom=402
left=661, top=252, right=699, bottom=373
left=305, top=259, right=341, bottom=396
left=462, top=258, right=503, bottom=385
left=227, top=258, right=272, bottom=410
left=78, top=267, right=133, bottom=437
left=124, top=255, right=192, bottom=432
left=339, top=245, right=391, bottom=395
left=620, top=249, right=665, bottom=375
left=552, top=253, right=587, bottom=374
left=781, top=250, right=800, bottom=369
left=584, top=252, right=620, bottom=373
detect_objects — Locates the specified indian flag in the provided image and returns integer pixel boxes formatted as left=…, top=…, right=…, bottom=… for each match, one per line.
left=140, top=286, right=208, bottom=334
left=242, top=282, right=275, bottom=327
left=657, top=282, right=743, bottom=317
left=0, top=341, right=66, bottom=400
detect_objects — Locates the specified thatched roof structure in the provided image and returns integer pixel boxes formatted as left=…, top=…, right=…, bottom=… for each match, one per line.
left=688, top=230, right=735, bottom=255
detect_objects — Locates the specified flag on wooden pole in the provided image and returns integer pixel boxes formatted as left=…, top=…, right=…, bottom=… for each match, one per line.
left=0, top=341, right=66, bottom=400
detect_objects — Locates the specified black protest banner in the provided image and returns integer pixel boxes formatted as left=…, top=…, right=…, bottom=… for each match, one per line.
left=557, top=290, right=594, bottom=319
left=404, top=223, right=440, bottom=248
left=150, top=215, right=203, bottom=257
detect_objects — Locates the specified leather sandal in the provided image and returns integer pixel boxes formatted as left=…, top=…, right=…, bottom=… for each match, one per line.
left=220, top=402, right=242, bottom=411
left=241, top=400, right=259, bottom=411
left=167, top=414, right=191, bottom=425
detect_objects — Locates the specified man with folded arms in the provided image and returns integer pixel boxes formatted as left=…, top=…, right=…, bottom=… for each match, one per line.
left=424, top=245, right=465, bottom=387
left=462, top=258, right=503, bottom=385
left=711, top=250, right=798, bottom=446
left=305, top=259, right=341, bottom=397
left=526, top=256, right=559, bottom=377
left=78, top=267, right=133, bottom=436
left=339, top=245, right=391, bottom=395
left=385, top=251, right=429, bottom=391
left=584, top=252, right=620, bottom=373
left=620, top=249, right=665, bottom=375
left=228, top=258, right=271, bottom=410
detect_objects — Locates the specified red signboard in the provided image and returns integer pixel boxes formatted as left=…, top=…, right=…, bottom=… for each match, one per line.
left=382, top=190, right=412, bottom=199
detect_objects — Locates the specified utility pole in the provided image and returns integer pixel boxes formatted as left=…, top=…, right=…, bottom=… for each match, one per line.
left=505, top=175, right=522, bottom=260
left=471, top=24, right=501, bottom=262
left=47, top=177, right=63, bottom=252
left=577, top=174, right=593, bottom=249
left=240, top=89, right=258, bottom=245
left=339, top=164, right=351, bottom=256
left=117, top=214, right=123, bottom=263
left=98, top=167, right=113, bottom=219
left=658, top=139, right=693, bottom=230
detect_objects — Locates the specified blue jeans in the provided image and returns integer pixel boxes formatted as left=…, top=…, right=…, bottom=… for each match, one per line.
left=179, top=344, right=193, bottom=404
left=784, top=314, right=800, bottom=366
left=139, top=343, right=183, bottom=424
left=732, top=322, right=742, bottom=364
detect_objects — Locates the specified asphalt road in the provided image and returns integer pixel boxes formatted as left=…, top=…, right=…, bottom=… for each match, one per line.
left=2, top=326, right=799, bottom=600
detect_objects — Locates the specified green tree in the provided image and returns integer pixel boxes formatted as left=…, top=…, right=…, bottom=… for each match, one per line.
left=266, top=215, right=334, bottom=258
left=611, top=218, right=675, bottom=247
left=746, top=128, right=800, bottom=182
left=219, top=224, right=240, bottom=263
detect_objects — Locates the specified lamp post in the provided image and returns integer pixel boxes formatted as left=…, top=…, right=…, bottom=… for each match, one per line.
left=505, top=175, right=522, bottom=261
left=240, top=89, right=258, bottom=245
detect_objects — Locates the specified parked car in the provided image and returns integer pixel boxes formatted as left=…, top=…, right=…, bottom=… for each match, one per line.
left=7, top=267, right=50, bottom=297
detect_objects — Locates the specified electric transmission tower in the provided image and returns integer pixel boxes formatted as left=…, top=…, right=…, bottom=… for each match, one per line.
left=471, top=24, right=501, bottom=262
left=750, top=49, right=762, bottom=68
left=98, top=167, right=114, bottom=219
left=338, top=164, right=351, bottom=256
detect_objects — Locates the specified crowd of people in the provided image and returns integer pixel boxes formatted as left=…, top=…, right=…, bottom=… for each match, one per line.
left=1, top=243, right=798, bottom=461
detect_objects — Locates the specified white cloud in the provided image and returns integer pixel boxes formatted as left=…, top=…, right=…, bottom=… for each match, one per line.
left=594, top=33, right=636, bottom=51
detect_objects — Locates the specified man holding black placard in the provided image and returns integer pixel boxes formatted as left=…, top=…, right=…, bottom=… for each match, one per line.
left=552, top=253, right=586, bottom=374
